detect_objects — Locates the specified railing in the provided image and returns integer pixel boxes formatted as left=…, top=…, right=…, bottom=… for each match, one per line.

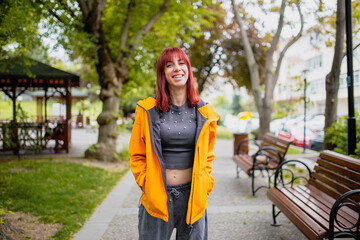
left=0, top=121, right=65, bottom=154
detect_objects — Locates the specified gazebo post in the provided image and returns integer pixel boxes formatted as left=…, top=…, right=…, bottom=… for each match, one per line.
left=44, top=87, right=48, bottom=123
left=65, top=84, right=72, bottom=153
left=11, top=84, right=19, bottom=155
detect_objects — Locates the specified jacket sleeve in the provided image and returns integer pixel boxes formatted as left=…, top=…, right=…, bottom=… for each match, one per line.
left=129, top=106, right=147, bottom=190
left=206, top=121, right=217, bottom=194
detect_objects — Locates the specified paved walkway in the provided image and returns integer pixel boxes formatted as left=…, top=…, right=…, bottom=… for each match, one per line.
left=73, top=137, right=318, bottom=240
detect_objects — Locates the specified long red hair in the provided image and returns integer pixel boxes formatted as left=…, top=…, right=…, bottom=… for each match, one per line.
left=156, top=47, right=199, bottom=112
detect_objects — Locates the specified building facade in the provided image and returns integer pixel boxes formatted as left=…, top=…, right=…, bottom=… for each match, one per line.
left=274, top=34, right=360, bottom=116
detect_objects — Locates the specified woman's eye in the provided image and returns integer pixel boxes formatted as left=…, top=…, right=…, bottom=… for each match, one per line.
left=179, top=62, right=185, bottom=65
left=166, top=64, right=172, bottom=68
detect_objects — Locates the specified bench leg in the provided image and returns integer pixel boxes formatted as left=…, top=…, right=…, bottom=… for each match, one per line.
left=271, top=204, right=281, bottom=227
left=236, top=166, right=240, bottom=178
left=251, top=171, right=255, bottom=196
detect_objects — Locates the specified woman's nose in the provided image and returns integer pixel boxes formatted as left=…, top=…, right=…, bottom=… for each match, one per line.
left=173, top=64, right=180, bottom=71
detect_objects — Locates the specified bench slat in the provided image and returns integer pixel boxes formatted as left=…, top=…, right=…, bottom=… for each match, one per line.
left=267, top=188, right=326, bottom=240
left=316, top=159, right=360, bottom=183
left=311, top=172, right=353, bottom=196
left=314, top=165, right=360, bottom=190
left=294, top=186, right=358, bottom=225
left=279, top=187, right=340, bottom=232
left=288, top=187, right=355, bottom=228
left=300, top=184, right=359, bottom=219
left=320, top=150, right=360, bottom=172
left=308, top=179, right=360, bottom=211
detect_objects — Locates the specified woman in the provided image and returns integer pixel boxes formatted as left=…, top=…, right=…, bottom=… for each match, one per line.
left=129, top=47, right=218, bottom=240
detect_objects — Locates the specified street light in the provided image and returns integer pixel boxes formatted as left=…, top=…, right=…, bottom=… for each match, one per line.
left=345, top=0, right=356, bottom=155
left=303, top=69, right=309, bottom=154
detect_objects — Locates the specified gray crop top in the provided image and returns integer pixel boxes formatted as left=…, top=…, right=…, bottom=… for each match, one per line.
left=160, top=102, right=197, bottom=169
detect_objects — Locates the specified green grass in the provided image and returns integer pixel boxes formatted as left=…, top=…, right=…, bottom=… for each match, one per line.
left=287, top=146, right=303, bottom=155
left=0, top=159, right=128, bottom=239
left=216, top=125, right=233, bottom=140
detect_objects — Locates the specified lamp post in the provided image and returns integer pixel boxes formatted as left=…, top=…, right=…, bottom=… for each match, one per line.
left=345, top=0, right=356, bottom=155
left=303, top=69, right=309, bottom=154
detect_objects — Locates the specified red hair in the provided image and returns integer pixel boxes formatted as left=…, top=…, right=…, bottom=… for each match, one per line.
left=156, top=47, right=199, bottom=112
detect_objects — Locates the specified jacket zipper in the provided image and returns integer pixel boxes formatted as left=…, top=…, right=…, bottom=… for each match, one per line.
left=189, top=119, right=213, bottom=227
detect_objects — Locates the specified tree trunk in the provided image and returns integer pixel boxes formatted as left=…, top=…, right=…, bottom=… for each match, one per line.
left=258, top=99, right=272, bottom=139
left=324, top=0, right=345, bottom=149
left=232, top=0, right=303, bottom=140
left=85, top=22, right=124, bottom=162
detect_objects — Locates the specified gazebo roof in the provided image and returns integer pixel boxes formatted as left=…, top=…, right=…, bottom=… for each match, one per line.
left=0, top=57, right=80, bottom=88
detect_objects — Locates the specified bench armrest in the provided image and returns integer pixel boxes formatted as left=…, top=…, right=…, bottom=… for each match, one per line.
left=328, top=189, right=360, bottom=240
left=235, top=138, right=259, bottom=155
left=273, top=159, right=312, bottom=188
left=252, top=146, right=284, bottom=168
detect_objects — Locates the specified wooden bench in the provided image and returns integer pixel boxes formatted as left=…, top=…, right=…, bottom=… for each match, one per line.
left=267, top=150, right=360, bottom=240
left=233, top=133, right=293, bottom=196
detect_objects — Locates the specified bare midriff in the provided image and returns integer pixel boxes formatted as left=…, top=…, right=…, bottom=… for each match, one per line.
left=166, top=168, right=193, bottom=186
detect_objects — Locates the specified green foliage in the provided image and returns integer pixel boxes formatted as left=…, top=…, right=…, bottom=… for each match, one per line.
left=0, top=160, right=127, bottom=239
left=311, top=0, right=360, bottom=48
left=186, top=4, right=225, bottom=93
left=272, top=99, right=299, bottom=119
left=0, top=199, right=13, bottom=224
left=0, top=0, right=44, bottom=57
left=325, top=112, right=360, bottom=159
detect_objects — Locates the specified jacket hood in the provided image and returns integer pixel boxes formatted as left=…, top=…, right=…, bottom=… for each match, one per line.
left=137, top=97, right=219, bottom=121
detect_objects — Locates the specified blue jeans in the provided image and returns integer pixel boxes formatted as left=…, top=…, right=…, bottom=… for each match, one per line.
left=138, top=182, right=208, bottom=240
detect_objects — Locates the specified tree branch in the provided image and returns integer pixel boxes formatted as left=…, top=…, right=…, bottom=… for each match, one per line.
left=341, top=43, right=360, bottom=60
left=231, top=0, right=262, bottom=109
left=77, top=0, right=89, bottom=17
left=273, top=1, right=304, bottom=89
left=265, top=0, right=286, bottom=69
left=100, top=0, right=107, bottom=13
left=129, top=0, right=171, bottom=53
left=57, top=0, right=76, bottom=19
left=116, top=0, right=135, bottom=63
left=35, top=0, right=68, bottom=26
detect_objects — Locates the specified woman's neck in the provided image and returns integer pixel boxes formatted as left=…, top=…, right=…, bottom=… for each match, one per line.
left=169, top=87, right=187, bottom=106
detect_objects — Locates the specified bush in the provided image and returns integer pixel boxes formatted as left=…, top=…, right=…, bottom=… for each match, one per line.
left=325, top=112, right=360, bottom=159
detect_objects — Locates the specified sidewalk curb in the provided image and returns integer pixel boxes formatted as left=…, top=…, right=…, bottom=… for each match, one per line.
left=73, top=169, right=135, bottom=240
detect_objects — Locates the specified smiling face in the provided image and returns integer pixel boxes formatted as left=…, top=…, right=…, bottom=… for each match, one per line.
left=164, top=57, right=189, bottom=90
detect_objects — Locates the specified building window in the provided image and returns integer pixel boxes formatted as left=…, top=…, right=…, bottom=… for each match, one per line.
left=309, top=78, right=325, bottom=94
left=354, top=70, right=360, bottom=87
left=340, top=70, right=360, bottom=89
left=305, top=55, right=322, bottom=71
left=355, top=99, right=360, bottom=113
left=340, top=74, right=347, bottom=89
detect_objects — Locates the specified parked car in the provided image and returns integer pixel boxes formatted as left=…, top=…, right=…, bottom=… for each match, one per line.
left=278, top=127, right=316, bottom=148
left=310, top=131, right=324, bottom=151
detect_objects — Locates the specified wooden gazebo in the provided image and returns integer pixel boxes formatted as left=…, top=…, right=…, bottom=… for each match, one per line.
left=0, top=57, right=80, bottom=154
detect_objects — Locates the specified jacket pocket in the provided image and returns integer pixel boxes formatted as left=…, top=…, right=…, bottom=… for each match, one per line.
left=205, top=171, right=214, bottom=195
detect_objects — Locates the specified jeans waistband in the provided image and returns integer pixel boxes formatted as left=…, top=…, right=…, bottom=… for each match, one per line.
left=167, top=182, right=191, bottom=192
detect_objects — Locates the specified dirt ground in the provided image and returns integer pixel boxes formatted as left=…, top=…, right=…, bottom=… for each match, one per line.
left=3, top=212, right=62, bottom=240
left=1, top=157, right=128, bottom=240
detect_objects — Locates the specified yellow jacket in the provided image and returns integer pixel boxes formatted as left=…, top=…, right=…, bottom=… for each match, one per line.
left=129, top=97, right=218, bottom=225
